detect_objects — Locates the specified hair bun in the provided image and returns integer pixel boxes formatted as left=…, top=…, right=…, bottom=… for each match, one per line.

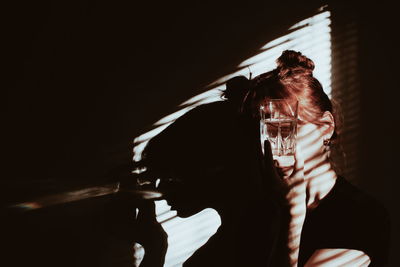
left=276, top=50, right=314, bottom=77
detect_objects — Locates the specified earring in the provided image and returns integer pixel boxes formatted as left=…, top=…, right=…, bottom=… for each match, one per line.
left=323, top=138, right=331, bottom=146
left=323, top=138, right=331, bottom=157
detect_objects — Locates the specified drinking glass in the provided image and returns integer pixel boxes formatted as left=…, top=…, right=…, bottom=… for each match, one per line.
left=260, top=99, right=298, bottom=160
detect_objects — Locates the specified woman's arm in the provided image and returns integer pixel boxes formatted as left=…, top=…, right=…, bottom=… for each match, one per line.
left=304, top=249, right=371, bottom=267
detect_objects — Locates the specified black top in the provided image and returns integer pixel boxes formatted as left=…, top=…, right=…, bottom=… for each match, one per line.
left=183, top=177, right=391, bottom=267
left=299, top=176, right=390, bottom=266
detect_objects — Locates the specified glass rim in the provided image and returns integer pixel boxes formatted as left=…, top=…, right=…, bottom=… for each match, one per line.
left=260, top=98, right=298, bottom=116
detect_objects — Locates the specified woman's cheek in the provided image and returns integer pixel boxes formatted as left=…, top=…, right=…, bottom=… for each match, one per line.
left=296, top=126, right=323, bottom=162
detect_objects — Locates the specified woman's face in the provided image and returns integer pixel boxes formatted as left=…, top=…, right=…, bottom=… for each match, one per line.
left=296, top=112, right=334, bottom=177
left=296, top=121, right=324, bottom=175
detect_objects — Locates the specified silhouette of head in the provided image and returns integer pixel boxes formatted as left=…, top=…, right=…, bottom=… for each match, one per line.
left=222, top=75, right=250, bottom=108
left=143, top=76, right=252, bottom=218
left=154, top=171, right=228, bottom=217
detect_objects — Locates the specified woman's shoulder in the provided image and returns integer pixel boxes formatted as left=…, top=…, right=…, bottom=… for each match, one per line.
left=304, top=177, right=390, bottom=265
left=310, top=176, right=390, bottom=247
left=329, top=176, right=388, bottom=218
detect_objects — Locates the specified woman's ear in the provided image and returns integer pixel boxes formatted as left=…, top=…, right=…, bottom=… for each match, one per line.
left=320, top=111, right=335, bottom=138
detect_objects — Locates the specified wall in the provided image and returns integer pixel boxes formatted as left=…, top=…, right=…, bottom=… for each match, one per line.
left=4, top=0, right=398, bottom=266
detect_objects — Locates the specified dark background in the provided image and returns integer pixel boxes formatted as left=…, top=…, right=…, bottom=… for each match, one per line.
left=4, top=0, right=399, bottom=266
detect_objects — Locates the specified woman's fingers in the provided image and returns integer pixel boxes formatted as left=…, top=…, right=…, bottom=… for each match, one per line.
left=263, top=140, right=274, bottom=164
left=263, top=140, right=280, bottom=178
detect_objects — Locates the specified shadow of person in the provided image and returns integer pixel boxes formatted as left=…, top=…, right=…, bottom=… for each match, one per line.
left=141, top=76, right=282, bottom=266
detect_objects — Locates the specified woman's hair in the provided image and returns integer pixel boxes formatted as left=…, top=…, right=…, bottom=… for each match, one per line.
left=247, top=50, right=340, bottom=141
left=245, top=50, right=344, bottom=172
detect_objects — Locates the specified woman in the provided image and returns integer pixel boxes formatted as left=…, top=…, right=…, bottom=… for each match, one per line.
left=248, top=50, right=390, bottom=266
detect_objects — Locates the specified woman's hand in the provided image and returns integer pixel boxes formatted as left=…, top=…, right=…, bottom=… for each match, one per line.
left=264, top=141, right=307, bottom=216
left=274, top=151, right=306, bottom=218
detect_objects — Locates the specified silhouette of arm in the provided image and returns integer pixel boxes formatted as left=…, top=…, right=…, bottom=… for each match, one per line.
left=134, top=201, right=168, bottom=267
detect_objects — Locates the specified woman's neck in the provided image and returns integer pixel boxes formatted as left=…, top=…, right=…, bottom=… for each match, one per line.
left=305, top=158, right=337, bottom=210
